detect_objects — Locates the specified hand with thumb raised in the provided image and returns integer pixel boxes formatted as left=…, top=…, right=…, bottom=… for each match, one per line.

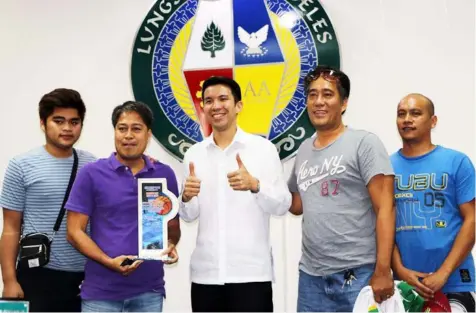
left=227, top=153, right=259, bottom=192
left=189, top=162, right=196, bottom=177
left=183, top=162, right=201, bottom=202
left=236, top=153, right=245, bottom=169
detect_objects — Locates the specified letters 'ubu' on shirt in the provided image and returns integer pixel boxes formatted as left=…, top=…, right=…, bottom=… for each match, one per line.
left=391, top=145, right=475, bottom=293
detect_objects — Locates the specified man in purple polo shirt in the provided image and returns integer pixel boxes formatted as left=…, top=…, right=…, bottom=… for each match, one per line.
left=65, top=101, right=181, bottom=312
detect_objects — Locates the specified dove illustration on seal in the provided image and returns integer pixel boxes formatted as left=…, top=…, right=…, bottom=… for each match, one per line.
left=237, top=24, right=269, bottom=56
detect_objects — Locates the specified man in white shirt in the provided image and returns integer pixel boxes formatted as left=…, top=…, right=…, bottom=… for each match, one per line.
left=179, top=76, right=291, bottom=312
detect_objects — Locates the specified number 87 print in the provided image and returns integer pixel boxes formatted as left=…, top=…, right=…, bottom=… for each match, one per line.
left=321, top=179, right=340, bottom=196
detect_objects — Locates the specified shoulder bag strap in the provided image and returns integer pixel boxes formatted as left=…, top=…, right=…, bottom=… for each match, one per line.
left=53, top=148, right=79, bottom=234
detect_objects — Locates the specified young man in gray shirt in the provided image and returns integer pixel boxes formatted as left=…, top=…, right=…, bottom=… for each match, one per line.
left=288, top=65, right=396, bottom=312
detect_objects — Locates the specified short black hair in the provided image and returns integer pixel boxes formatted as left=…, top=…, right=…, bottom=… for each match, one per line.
left=111, top=101, right=154, bottom=129
left=304, top=65, right=351, bottom=100
left=304, top=65, right=351, bottom=115
left=38, top=88, right=86, bottom=124
left=202, top=76, right=242, bottom=102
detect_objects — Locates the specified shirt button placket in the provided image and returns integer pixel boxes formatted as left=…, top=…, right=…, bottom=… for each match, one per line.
left=217, top=152, right=227, bottom=282
left=125, top=167, right=138, bottom=189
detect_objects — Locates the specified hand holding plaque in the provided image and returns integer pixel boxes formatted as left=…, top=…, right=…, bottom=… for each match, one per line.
left=109, top=255, right=143, bottom=276
left=160, top=240, right=179, bottom=265
left=182, top=162, right=201, bottom=202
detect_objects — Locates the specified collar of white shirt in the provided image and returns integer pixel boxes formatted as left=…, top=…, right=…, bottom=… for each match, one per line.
left=203, top=126, right=248, bottom=150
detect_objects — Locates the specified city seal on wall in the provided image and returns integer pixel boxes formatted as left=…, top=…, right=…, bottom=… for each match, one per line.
left=131, top=0, right=340, bottom=162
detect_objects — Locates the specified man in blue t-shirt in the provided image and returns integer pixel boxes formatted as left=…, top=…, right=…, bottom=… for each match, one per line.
left=391, top=93, right=475, bottom=312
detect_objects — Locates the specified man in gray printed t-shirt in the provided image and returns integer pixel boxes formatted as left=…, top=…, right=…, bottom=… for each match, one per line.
left=288, top=65, right=396, bottom=312
left=289, top=128, right=393, bottom=275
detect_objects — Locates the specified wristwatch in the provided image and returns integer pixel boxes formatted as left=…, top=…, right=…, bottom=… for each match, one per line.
left=251, top=179, right=260, bottom=194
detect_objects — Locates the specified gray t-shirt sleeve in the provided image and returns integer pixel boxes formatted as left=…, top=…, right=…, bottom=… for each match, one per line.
left=357, top=133, right=394, bottom=185
left=287, top=160, right=298, bottom=193
left=0, top=159, right=26, bottom=212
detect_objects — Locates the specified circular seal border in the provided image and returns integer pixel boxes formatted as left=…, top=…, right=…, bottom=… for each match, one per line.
left=131, top=0, right=340, bottom=162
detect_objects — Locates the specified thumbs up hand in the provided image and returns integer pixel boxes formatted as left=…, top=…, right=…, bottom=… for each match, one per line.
left=227, top=153, right=259, bottom=192
left=182, top=162, right=201, bottom=202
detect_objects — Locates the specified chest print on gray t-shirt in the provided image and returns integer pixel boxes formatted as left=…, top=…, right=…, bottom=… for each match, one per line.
left=297, top=155, right=346, bottom=194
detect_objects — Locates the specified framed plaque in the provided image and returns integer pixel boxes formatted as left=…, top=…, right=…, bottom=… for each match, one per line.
left=138, top=178, right=178, bottom=261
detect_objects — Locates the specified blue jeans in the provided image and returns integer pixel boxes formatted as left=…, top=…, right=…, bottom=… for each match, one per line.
left=82, top=292, right=163, bottom=312
left=297, top=263, right=375, bottom=312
